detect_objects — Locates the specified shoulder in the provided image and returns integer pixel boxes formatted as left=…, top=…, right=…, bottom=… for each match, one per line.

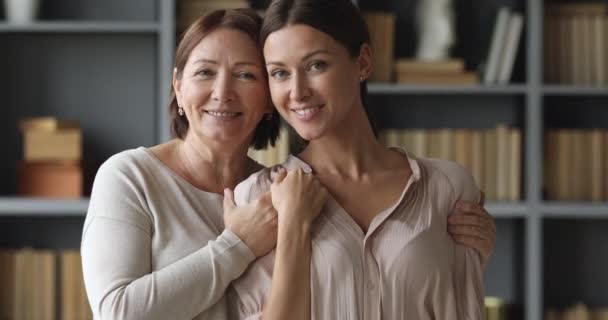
left=90, top=148, right=160, bottom=208
left=234, top=164, right=282, bottom=206
left=417, top=157, right=480, bottom=203
left=97, top=147, right=150, bottom=177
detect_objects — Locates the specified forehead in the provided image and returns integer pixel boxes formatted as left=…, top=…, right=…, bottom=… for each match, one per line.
left=188, top=28, right=262, bottom=62
left=263, top=24, right=343, bottom=59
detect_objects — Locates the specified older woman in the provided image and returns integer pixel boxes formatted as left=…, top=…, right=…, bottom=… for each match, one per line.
left=81, top=10, right=279, bottom=320
left=82, top=7, right=495, bottom=320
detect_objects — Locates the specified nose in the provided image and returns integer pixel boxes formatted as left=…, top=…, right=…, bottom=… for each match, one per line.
left=290, top=72, right=312, bottom=102
left=211, top=71, right=235, bottom=103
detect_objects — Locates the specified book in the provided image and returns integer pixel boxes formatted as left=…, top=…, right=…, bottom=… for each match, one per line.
left=589, top=129, right=604, bottom=201
left=509, top=129, right=521, bottom=201
left=497, top=12, right=524, bottom=84
left=484, top=8, right=511, bottom=84
left=396, top=71, right=479, bottom=85
left=484, top=129, right=498, bottom=200
left=363, top=12, right=396, bottom=82
left=394, top=59, right=465, bottom=74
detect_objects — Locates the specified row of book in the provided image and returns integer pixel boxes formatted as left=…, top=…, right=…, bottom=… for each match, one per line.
left=248, top=127, right=290, bottom=167
left=177, top=0, right=250, bottom=35
left=544, top=3, right=608, bottom=86
left=18, top=117, right=83, bottom=198
left=0, top=249, right=91, bottom=320
left=546, top=303, right=608, bottom=320
left=544, top=129, right=608, bottom=201
left=378, top=125, right=522, bottom=202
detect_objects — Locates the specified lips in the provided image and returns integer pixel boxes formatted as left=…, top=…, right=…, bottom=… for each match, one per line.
left=290, top=104, right=324, bottom=121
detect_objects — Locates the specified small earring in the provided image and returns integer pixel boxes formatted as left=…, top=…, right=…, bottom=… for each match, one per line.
left=178, top=107, right=185, bottom=116
left=359, top=76, right=365, bottom=82
left=265, top=113, right=273, bottom=120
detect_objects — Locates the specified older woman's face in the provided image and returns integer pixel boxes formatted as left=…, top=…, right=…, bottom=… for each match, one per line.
left=174, top=28, right=269, bottom=147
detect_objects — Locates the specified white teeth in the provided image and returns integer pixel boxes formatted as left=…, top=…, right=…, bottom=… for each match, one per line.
left=206, top=111, right=238, bottom=117
left=293, top=105, right=321, bottom=116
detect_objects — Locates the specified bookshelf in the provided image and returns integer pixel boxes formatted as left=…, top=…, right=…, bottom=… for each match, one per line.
left=0, top=0, right=606, bottom=319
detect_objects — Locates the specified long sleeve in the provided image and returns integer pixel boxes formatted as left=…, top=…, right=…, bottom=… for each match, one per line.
left=81, top=153, right=256, bottom=320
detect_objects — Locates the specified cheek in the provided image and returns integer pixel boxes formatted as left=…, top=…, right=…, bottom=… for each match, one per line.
left=241, top=85, right=270, bottom=115
left=182, top=81, right=209, bottom=103
left=269, top=82, right=288, bottom=110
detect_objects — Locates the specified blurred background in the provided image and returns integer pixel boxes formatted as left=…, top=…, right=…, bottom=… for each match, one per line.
left=0, top=0, right=607, bottom=319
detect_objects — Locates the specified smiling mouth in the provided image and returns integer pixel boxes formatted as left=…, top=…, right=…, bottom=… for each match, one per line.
left=204, top=110, right=242, bottom=118
left=291, top=104, right=324, bottom=116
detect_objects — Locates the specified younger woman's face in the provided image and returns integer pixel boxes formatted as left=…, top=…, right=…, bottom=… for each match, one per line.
left=263, top=24, right=364, bottom=141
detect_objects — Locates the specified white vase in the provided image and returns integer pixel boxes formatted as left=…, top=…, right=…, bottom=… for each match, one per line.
left=4, top=0, right=41, bottom=24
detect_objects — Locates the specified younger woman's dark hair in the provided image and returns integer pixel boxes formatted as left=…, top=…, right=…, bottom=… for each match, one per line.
left=169, top=8, right=280, bottom=150
left=261, top=0, right=378, bottom=137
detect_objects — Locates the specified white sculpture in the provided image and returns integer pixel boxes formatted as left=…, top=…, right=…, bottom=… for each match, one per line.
left=4, top=0, right=41, bottom=24
left=415, top=0, right=456, bottom=61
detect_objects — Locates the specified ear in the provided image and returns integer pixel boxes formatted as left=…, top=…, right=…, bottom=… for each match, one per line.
left=358, top=43, right=374, bottom=81
left=173, top=68, right=182, bottom=101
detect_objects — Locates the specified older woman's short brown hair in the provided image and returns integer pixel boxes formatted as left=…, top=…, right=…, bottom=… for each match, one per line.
left=169, top=9, right=280, bottom=150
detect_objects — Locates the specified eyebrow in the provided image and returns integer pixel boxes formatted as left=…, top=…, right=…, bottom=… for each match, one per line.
left=192, top=59, right=261, bottom=67
left=266, top=49, right=332, bottom=66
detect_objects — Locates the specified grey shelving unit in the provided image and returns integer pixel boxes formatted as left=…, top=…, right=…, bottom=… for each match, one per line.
left=0, top=0, right=176, bottom=249
left=1, top=0, right=607, bottom=319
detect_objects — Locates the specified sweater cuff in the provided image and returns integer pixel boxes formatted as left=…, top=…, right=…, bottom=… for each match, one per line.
left=216, top=229, right=256, bottom=277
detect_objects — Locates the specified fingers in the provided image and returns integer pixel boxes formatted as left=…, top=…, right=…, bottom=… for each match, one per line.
left=223, top=188, right=236, bottom=211
left=448, top=213, right=493, bottom=230
left=273, top=167, right=288, bottom=184
left=447, top=225, right=491, bottom=241
left=453, top=200, right=487, bottom=217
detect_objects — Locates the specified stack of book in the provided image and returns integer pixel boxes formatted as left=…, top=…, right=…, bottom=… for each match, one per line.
left=545, top=303, right=608, bottom=320
left=544, top=3, right=608, bottom=85
left=363, top=12, right=396, bottom=82
left=248, top=126, right=290, bottom=167
left=177, top=0, right=250, bottom=35
left=394, top=58, right=479, bottom=85
left=483, top=7, right=524, bottom=85
left=379, top=124, right=521, bottom=201
left=18, top=117, right=82, bottom=198
left=544, top=129, right=608, bottom=201
left=0, top=249, right=91, bottom=320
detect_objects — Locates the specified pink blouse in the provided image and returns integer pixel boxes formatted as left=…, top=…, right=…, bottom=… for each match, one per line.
left=231, top=150, right=484, bottom=320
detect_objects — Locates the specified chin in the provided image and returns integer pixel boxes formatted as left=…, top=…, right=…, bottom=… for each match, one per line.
left=295, top=127, right=324, bottom=142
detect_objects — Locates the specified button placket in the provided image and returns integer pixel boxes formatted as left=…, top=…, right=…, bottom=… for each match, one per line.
left=362, top=242, right=381, bottom=320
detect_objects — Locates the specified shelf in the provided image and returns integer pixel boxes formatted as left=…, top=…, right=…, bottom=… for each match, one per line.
left=367, top=83, right=528, bottom=95
left=0, top=22, right=160, bottom=33
left=485, top=202, right=530, bottom=218
left=543, top=85, right=608, bottom=96
left=541, top=203, right=608, bottom=218
left=0, top=197, right=89, bottom=216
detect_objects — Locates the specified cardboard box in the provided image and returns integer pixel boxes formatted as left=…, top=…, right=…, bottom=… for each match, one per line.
left=17, top=162, right=82, bottom=198
left=23, top=129, right=81, bottom=162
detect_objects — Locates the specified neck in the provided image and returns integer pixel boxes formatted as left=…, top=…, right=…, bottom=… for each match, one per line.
left=178, top=132, right=252, bottom=193
left=300, top=103, right=387, bottom=179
